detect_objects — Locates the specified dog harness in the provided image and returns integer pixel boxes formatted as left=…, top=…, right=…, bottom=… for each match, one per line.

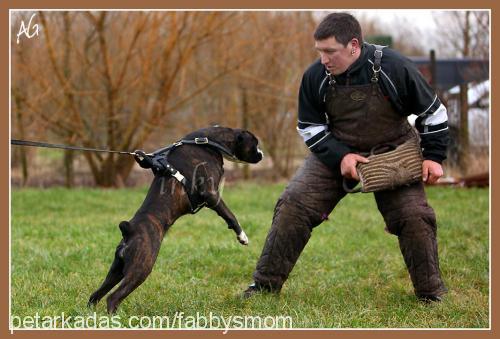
left=133, top=137, right=237, bottom=213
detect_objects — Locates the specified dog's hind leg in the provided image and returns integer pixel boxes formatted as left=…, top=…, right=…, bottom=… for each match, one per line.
left=105, top=238, right=159, bottom=313
left=105, top=270, right=150, bottom=314
left=88, top=242, right=125, bottom=307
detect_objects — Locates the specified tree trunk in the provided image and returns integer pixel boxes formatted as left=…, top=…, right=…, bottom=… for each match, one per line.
left=241, top=87, right=250, bottom=179
left=64, top=150, right=74, bottom=188
left=62, top=13, right=75, bottom=188
left=92, top=155, right=137, bottom=187
left=14, top=91, right=29, bottom=186
left=458, top=11, right=471, bottom=175
left=94, top=163, right=117, bottom=187
left=458, top=83, right=469, bottom=175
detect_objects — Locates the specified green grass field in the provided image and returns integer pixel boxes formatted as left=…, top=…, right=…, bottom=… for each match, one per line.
left=11, top=183, right=489, bottom=329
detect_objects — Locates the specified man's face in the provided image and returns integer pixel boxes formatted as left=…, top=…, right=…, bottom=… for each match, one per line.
left=315, top=36, right=357, bottom=75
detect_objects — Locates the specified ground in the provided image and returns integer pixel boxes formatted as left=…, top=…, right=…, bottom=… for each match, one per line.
left=11, top=183, right=489, bottom=329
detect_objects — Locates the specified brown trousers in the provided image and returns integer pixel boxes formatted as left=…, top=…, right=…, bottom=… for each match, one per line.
left=253, top=153, right=447, bottom=298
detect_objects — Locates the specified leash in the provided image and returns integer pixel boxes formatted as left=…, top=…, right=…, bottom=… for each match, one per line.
left=11, top=139, right=137, bottom=156
left=11, top=137, right=240, bottom=160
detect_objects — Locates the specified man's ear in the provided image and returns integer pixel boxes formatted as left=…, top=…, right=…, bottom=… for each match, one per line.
left=350, top=38, right=360, bottom=49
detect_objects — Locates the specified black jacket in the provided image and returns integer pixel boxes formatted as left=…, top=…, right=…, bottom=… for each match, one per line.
left=298, top=43, right=449, bottom=169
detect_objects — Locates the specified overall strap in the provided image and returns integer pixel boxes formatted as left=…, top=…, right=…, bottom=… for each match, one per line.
left=371, top=44, right=386, bottom=83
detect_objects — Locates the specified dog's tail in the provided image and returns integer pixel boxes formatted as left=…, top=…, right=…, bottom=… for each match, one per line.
left=119, top=221, right=134, bottom=241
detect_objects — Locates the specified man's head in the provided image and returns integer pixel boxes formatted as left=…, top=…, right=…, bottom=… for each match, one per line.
left=313, top=13, right=363, bottom=75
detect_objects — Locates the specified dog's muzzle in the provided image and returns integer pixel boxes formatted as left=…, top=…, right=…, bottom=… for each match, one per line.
left=257, top=147, right=264, bottom=159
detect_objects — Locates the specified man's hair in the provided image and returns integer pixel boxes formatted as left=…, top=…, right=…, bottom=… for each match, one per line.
left=313, top=12, right=363, bottom=46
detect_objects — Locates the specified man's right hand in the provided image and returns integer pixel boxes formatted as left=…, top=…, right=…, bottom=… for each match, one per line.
left=340, top=153, right=370, bottom=181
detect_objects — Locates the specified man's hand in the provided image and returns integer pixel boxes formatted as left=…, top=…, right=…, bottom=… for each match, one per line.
left=422, top=160, right=444, bottom=184
left=340, top=153, right=369, bottom=181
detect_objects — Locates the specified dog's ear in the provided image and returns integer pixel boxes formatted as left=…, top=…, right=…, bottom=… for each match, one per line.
left=236, top=131, right=246, bottom=144
left=119, top=221, right=133, bottom=241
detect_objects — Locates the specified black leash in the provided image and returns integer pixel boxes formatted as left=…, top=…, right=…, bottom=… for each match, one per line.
left=11, top=139, right=137, bottom=156
left=11, top=137, right=238, bottom=160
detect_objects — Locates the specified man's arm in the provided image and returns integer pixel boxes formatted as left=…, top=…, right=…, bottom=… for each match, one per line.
left=415, top=103, right=450, bottom=164
left=297, top=63, right=352, bottom=170
left=298, top=124, right=352, bottom=169
left=400, top=58, right=450, bottom=164
left=401, top=57, right=450, bottom=183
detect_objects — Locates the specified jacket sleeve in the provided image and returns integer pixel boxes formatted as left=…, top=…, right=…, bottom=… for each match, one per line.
left=415, top=103, right=450, bottom=163
left=297, top=65, right=351, bottom=170
left=400, top=58, right=450, bottom=163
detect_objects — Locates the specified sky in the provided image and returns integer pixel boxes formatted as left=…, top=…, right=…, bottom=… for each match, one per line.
left=314, top=9, right=488, bottom=58
left=359, top=9, right=441, bottom=51
left=348, top=10, right=450, bottom=53
left=311, top=9, right=451, bottom=52
left=356, top=9, right=439, bottom=28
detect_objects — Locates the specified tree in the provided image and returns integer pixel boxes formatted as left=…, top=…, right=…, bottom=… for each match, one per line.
left=12, top=11, right=246, bottom=186
left=11, top=11, right=40, bottom=186
left=232, top=12, right=317, bottom=178
left=175, top=12, right=318, bottom=178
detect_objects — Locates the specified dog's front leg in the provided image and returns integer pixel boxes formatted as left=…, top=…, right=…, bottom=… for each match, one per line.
left=206, top=195, right=248, bottom=245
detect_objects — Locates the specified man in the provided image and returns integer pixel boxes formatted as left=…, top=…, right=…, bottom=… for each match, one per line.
left=244, top=12, right=449, bottom=301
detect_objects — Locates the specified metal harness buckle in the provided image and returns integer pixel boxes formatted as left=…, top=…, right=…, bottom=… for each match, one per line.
left=371, top=47, right=383, bottom=83
left=194, top=137, right=209, bottom=144
left=325, top=70, right=336, bottom=85
left=371, top=64, right=381, bottom=83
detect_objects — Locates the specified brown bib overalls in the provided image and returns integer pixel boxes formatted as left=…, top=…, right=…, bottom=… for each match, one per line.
left=253, top=52, right=447, bottom=299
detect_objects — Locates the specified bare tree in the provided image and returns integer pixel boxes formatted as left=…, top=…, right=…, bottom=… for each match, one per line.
left=11, top=12, right=40, bottom=186
left=12, top=11, right=247, bottom=186
left=234, top=12, right=317, bottom=177
left=173, top=12, right=317, bottom=178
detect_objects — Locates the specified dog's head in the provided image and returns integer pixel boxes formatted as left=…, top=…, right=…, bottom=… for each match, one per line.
left=186, top=126, right=264, bottom=164
left=232, top=129, right=264, bottom=164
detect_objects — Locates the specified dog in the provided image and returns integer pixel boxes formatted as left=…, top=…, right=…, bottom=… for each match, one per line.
left=88, top=127, right=263, bottom=313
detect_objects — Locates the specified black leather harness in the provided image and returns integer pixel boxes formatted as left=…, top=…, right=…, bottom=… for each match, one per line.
left=134, top=137, right=237, bottom=214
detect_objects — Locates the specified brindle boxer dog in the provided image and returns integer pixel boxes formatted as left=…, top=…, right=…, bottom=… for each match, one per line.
left=88, top=127, right=263, bottom=313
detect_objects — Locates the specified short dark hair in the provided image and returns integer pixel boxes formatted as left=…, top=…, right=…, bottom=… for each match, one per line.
left=313, top=12, right=363, bottom=46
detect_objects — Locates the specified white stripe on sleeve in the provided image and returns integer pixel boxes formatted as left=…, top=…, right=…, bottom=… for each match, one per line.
left=421, top=103, right=448, bottom=125
left=296, top=125, right=328, bottom=142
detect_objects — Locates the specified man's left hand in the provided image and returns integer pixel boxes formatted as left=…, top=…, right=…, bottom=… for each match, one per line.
left=422, top=160, right=444, bottom=184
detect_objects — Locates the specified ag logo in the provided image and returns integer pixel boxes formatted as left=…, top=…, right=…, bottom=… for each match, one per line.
left=350, top=91, right=367, bottom=101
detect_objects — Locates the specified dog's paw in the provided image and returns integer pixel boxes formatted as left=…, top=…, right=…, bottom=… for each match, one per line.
left=237, top=231, right=249, bottom=245
left=88, top=293, right=100, bottom=307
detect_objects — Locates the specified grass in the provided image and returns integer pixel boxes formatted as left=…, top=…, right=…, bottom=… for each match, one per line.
left=11, top=182, right=489, bottom=329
